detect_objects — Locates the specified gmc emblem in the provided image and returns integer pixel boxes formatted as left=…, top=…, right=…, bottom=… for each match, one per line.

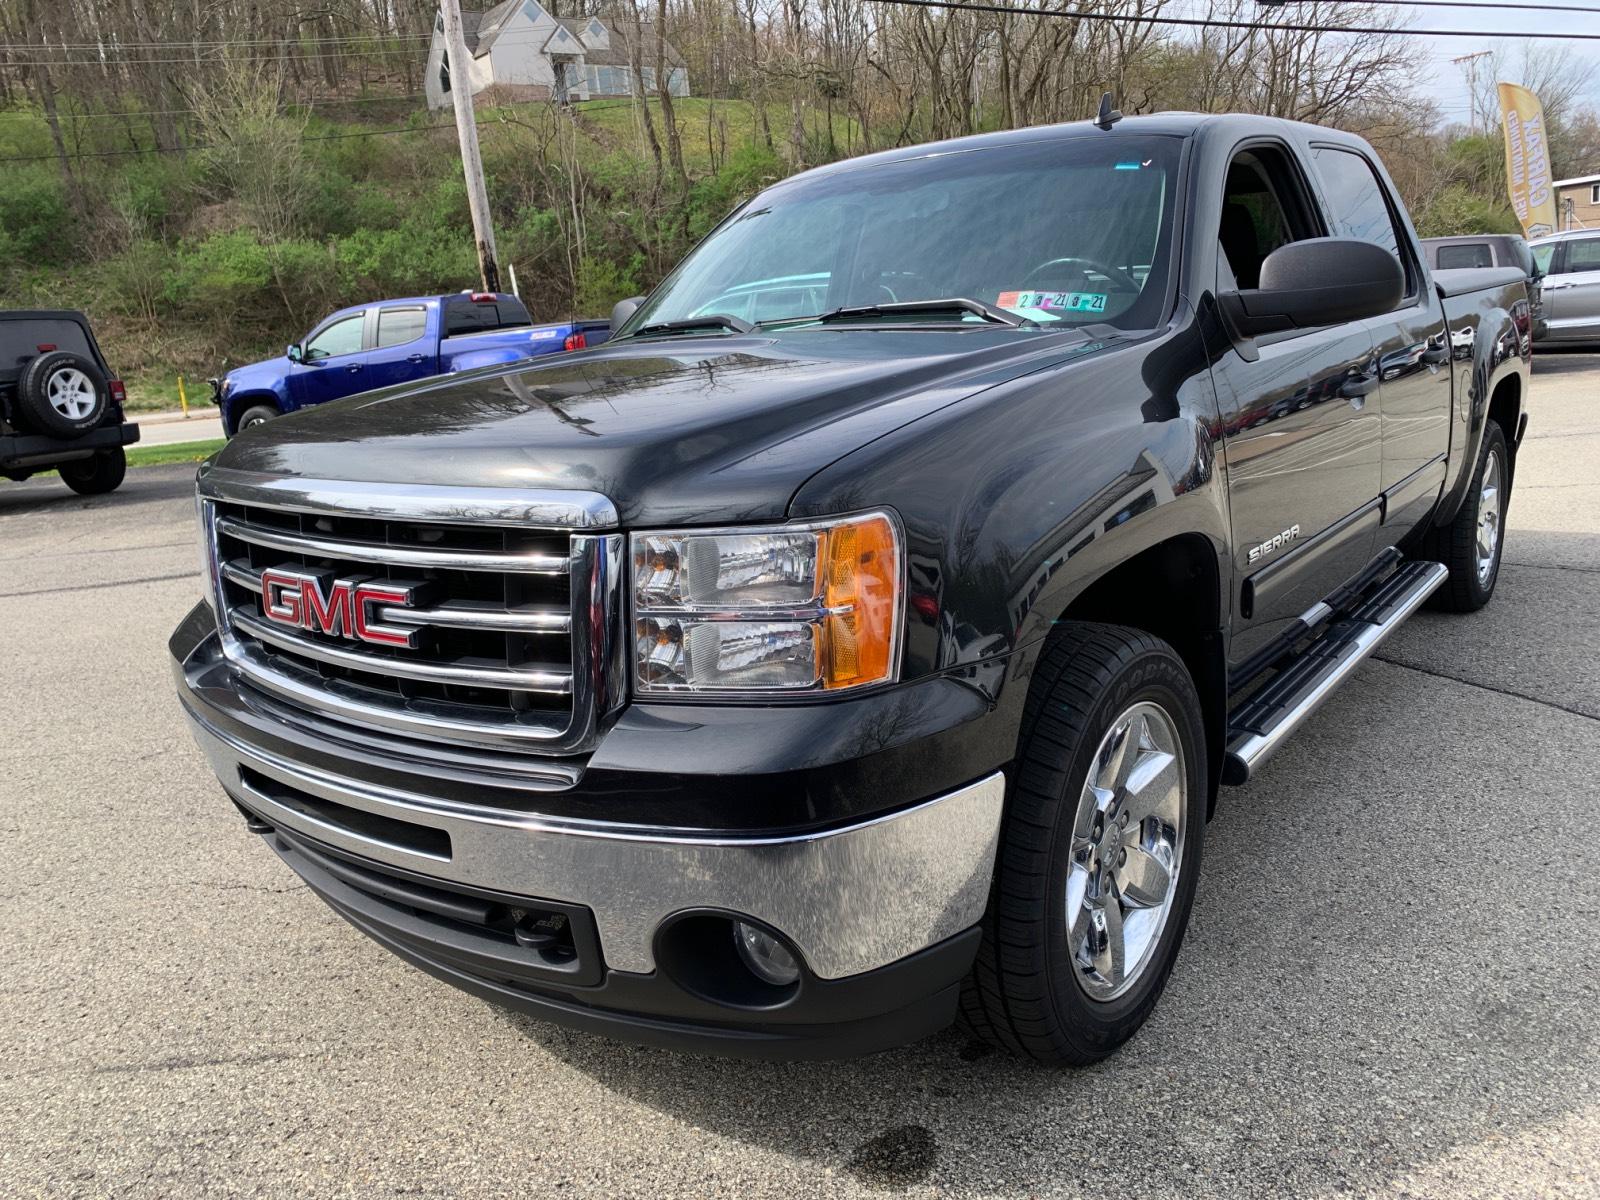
left=259, top=566, right=421, bottom=648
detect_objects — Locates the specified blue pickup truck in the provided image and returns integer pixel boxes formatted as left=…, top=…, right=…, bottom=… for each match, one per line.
left=211, top=292, right=609, bottom=435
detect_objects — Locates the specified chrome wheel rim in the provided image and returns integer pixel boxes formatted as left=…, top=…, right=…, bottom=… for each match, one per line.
left=1067, top=700, right=1187, bottom=1002
left=1476, top=449, right=1502, bottom=586
left=47, top=368, right=96, bottom=420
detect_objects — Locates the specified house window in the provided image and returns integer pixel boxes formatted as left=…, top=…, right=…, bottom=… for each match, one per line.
left=440, top=48, right=451, bottom=95
left=1589, top=183, right=1599, bottom=205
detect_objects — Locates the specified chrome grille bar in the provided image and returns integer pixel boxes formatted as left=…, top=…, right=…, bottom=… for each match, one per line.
left=198, top=470, right=624, bottom=760
left=220, top=559, right=572, bottom=634
left=232, top=610, right=575, bottom=694
left=215, top=514, right=569, bottom=575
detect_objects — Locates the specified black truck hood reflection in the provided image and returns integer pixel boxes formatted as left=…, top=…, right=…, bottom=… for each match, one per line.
left=214, top=327, right=1111, bottom=526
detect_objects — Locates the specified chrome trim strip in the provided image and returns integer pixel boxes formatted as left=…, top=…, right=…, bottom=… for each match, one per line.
left=185, top=705, right=1006, bottom=978
left=1226, top=562, right=1447, bottom=782
left=228, top=645, right=581, bottom=749
left=197, top=465, right=620, bottom=529
left=215, top=514, right=570, bottom=575
left=222, top=560, right=571, bottom=633
left=232, top=610, right=575, bottom=694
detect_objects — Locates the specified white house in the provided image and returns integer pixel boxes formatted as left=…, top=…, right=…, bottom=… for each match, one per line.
left=424, top=2, right=690, bottom=109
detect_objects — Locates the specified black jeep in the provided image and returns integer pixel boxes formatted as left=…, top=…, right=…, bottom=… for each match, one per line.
left=2, top=310, right=140, bottom=495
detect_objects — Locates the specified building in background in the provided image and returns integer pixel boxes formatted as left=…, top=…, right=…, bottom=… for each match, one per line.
left=425, top=1, right=690, bottom=109
left=1553, top=175, right=1600, bottom=231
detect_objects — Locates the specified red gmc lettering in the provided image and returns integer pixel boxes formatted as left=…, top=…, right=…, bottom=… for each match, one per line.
left=258, top=568, right=418, bottom=648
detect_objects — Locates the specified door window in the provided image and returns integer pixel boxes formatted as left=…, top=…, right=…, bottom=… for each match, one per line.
left=376, top=307, right=427, bottom=348
left=1310, top=147, right=1414, bottom=300
left=1218, top=146, right=1321, bottom=291
left=1533, top=242, right=1557, bottom=274
left=1563, top=238, right=1600, bottom=272
left=1436, top=243, right=1493, bottom=269
left=304, top=314, right=365, bottom=360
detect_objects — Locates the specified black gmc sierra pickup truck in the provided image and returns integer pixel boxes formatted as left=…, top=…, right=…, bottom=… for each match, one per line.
left=171, top=113, right=1529, bottom=1064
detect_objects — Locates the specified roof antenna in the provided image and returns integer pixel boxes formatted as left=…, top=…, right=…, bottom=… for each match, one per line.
left=1094, top=90, right=1122, bottom=130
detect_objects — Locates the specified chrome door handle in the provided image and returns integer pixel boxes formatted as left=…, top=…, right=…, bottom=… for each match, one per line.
left=407, top=353, right=425, bottom=363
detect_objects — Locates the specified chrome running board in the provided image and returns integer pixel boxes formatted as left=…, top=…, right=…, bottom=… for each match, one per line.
left=1223, top=560, right=1449, bottom=785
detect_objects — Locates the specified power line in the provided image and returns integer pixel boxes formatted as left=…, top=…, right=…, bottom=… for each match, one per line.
left=0, top=119, right=464, bottom=163
left=0, top=93, right=428, bottom=121
left=1283, top=0, right=1600, bottom=12
left=861, top=0, right=1600, bottom=39
left=0, top=94, right=740, bottom=163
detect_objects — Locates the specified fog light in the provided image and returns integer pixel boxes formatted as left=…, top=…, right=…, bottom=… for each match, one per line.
left=732, top=921, right=801, bottom=986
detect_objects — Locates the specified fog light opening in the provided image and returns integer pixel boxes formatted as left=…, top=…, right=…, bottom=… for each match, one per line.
left=732, top=920, right=801, bottom=987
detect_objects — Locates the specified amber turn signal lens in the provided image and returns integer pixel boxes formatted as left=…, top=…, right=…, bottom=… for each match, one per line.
left=822, top=514, right=900, bottom=689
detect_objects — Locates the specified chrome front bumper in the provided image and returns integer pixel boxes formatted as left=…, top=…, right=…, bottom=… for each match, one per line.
left=184, top=707, right=1005, bottom=980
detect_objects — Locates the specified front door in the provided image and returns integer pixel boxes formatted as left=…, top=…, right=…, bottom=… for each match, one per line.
left=1211, top=143, right=1384, bottom=673
left=289, top=311, right=368, bottom=409
left=1540, top=235, right=1600, bottom=341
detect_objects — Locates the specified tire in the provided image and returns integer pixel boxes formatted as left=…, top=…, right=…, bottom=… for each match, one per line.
left=233, top=403, right=279, bottom=435
left=960, top=623, right=1208, bottom=1066
left=1420, top=421, right=1508, bottom=613
left=17, top=351, right=109, bottom=438
left=59, top=447, right=126, bottom=495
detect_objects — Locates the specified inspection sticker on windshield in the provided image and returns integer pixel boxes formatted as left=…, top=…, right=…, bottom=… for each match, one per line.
left=997, top=290, right=1107, bottom=317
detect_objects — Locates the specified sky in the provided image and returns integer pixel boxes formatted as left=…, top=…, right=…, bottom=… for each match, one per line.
left=1405, top=0, right=1600, bottom=129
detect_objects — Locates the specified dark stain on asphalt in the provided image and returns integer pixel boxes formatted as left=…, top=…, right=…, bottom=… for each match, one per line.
left=958, top=1038, right=995, bottom=1062
left=845, top=1124, right=938, bottom=1188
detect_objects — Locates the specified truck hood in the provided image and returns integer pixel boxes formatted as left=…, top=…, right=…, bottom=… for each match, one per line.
left=213, top=327, right=1111, bottom=526
left=225, top=355, right=292, bottom=393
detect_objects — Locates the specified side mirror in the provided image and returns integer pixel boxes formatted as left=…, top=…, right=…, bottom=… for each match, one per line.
left=610, top=295, right=646, bottom=332
left=286, top=343, right=304, bottom=364
left=1221, top=238, right=1404, bottom=338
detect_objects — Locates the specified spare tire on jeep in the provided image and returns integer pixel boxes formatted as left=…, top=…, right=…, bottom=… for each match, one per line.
left=16, top=351, right=109, bottom=438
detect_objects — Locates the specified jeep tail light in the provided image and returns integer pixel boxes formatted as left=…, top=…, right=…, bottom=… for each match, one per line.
left=35, top=343, right=57, bottom=352
left=109, top=379, right=127, bottom=405
left=564, top=332, right=587, bottom=351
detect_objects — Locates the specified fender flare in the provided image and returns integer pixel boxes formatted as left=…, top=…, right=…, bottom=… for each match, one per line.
left=1435, top=294, right=1529, bottom=526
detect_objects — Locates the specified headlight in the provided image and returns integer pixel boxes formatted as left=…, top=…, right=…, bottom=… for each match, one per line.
left=632, top=511, right=902, bottom=696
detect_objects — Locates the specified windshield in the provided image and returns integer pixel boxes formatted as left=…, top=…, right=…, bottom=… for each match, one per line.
left=624, top=134, right=1183, bottom=334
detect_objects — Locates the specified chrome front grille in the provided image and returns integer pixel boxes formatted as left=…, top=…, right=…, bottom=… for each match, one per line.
left=198, top=469, right=624, bottom=758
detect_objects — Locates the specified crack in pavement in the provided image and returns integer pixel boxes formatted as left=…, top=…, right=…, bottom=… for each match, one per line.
left=1373, top=655, right=1599, bottom=723
left=0, top=571, right=193, bottom=599
left=1501, top=559, right=1600, bottom=574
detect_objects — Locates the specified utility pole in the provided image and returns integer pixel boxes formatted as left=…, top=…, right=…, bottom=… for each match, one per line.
left=1452, top=50, right=1491, bottom=134
left=439, top=0, right=500, bottom=292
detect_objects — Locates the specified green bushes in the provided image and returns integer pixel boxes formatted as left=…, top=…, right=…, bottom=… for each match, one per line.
left=0, top=99, right=813, bottom=374
left=0, top=168, right=73, bottom=265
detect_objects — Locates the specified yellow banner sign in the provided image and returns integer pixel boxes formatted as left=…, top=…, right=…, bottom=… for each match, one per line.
left=1499, top=82, right=1557, bottom=238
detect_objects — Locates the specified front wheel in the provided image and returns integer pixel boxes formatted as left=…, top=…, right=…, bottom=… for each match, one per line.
left=961, top=623, right=1208, bottom=1065
left=59, top=447, right=127, bottom=495
left=233, top=403, right=279, bottom=435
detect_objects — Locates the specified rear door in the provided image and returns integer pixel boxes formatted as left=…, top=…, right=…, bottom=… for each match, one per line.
left=1210, top=141, right=1383, bottom=672
left=1308, top=144, right=1452, bottom=536
left=364, top=304, right=435, bottom=390
left=1540, top=236, right=1600, bottom=340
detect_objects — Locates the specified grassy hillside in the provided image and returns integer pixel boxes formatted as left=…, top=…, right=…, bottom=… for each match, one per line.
left=0, top=95, right=856, bottom=411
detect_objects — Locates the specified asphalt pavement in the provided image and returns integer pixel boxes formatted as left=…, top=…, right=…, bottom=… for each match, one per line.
left=2, top=357, right=1597, bottom=1198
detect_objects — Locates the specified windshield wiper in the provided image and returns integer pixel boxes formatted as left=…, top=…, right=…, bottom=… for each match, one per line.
left=630, top=314, right=754, bottom=338
left=814, top=298, right=1037, bottom=329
